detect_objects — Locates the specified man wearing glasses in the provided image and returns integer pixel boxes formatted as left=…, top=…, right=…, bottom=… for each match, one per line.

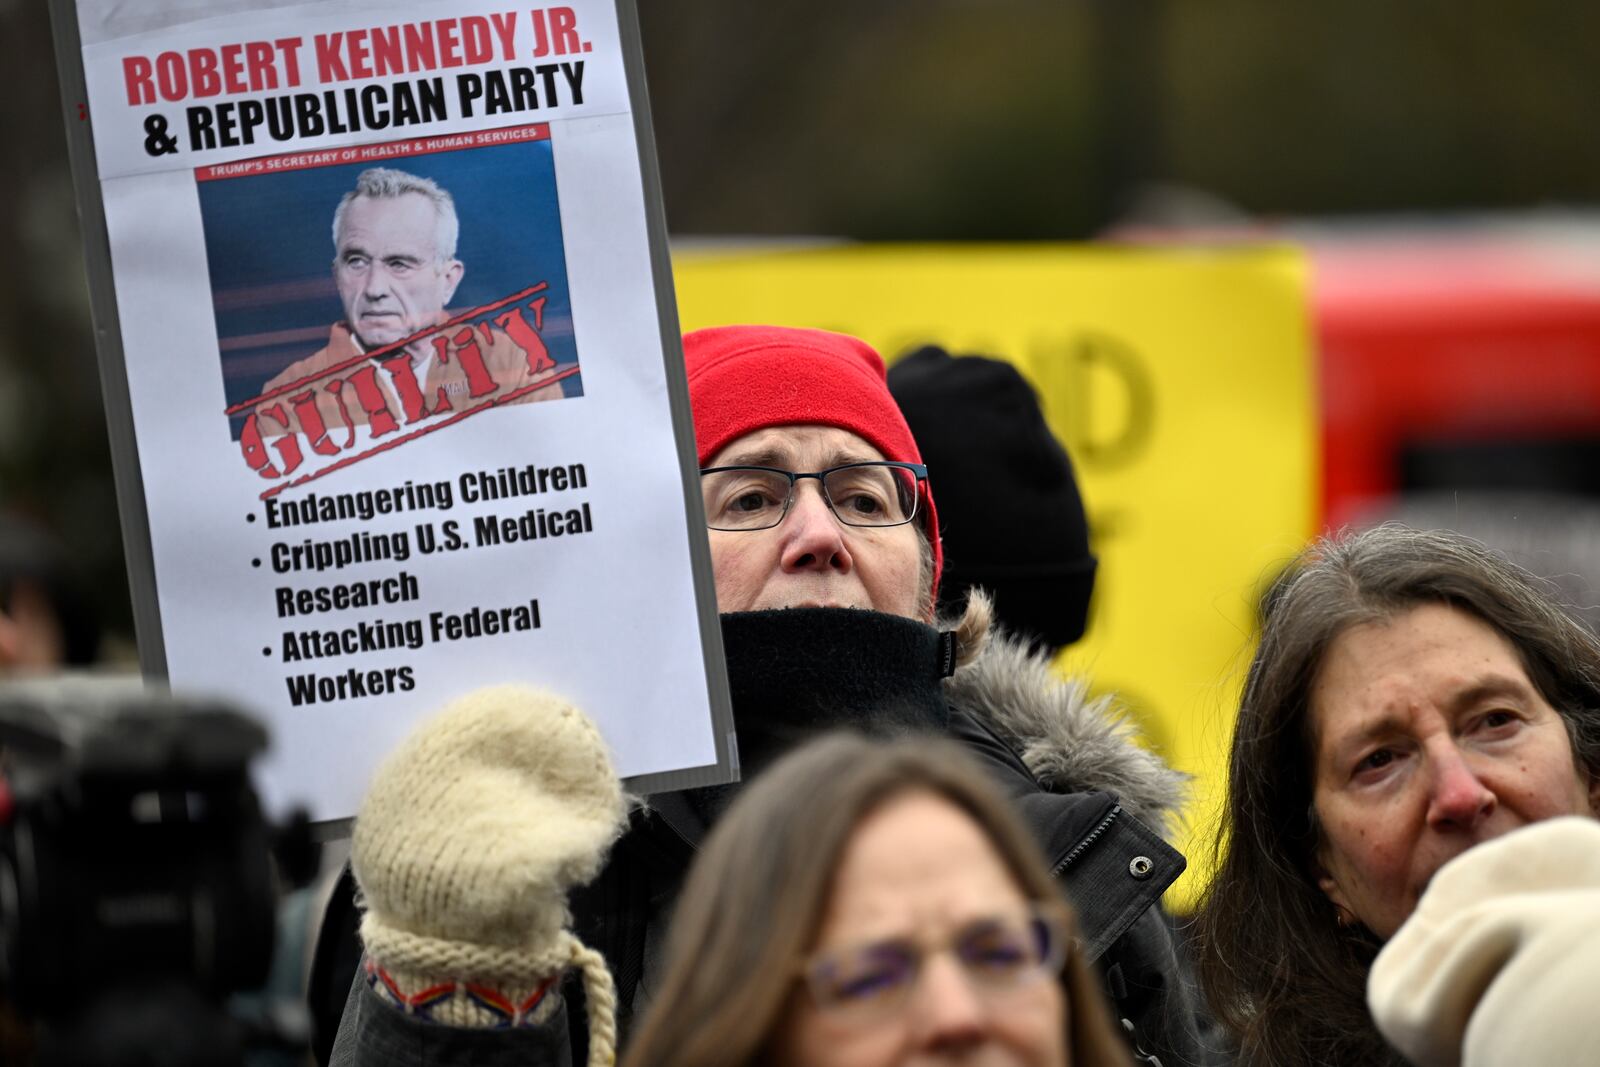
left=319, top=326, right=1218, bottom=1067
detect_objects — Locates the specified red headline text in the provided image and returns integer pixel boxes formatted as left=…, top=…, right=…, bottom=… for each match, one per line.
left=122, top=8, right=588, bottom=106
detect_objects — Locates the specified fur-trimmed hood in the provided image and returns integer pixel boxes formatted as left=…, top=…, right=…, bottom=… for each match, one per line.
left=940, top=593, right=1187, bottom=837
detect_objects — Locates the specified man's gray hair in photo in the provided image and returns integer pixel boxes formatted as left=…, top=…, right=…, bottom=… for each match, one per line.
left=331, top=167, right=460, bottom=261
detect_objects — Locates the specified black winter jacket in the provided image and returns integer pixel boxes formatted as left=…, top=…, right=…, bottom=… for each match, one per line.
left=325, top=607, right=1225, bottom=1067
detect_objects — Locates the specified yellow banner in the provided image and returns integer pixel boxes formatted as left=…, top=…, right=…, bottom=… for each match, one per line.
left=673, top=243, right=1317, bottom=907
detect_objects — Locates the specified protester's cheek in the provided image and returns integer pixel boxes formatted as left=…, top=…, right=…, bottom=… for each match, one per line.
left=771, top=1001, right=897, bottom=1067
left=1316, top=798, right=1414, bottom=937
left=861, top=526, right=924, bottom=619
left=994, top=980, right=1068, bottom=1067
left=805, top=1024, right=900, bottom=1067
left=707, top=530, right=761, bottom=613
left=1036, top=987, right=1070, bottom=1067
left=1508, top=727, right=1598, bottom=822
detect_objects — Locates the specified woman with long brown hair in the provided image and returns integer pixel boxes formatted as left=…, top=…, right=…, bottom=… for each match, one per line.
left=1192, top=524, right=1600, bottom=1066
left=624, top=731, right=1134, bottom=1067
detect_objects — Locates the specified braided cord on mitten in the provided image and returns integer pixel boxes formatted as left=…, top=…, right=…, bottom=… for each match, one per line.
left=573, top=940, right=619, bottom=1067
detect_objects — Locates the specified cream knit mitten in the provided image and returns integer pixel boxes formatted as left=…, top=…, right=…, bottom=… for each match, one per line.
left=1368, top=816, right=1600, bottom=1067
left=352, top=685, right=628, bottom=1064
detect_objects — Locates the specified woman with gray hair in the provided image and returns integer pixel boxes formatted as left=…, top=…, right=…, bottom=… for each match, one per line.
left=1193, top=523, right=1600, bottom=1066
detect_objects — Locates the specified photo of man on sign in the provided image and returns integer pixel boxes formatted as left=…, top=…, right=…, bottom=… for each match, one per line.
left=201, top=126, right=582, bottom=439
left=197, top=126, right=583, bottom=491
left=257, top=166, right=565, bottom=436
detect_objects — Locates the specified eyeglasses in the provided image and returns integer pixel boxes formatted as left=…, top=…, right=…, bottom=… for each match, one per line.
left=797, top=904, right=1070, bottom=1021
left=699, top=462, right=927, bottom=532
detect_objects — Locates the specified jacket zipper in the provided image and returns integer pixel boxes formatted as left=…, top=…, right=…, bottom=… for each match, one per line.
left=1050, top=803, right=1122, bottom=876
left=1051, top=803, right=1164, bottom=1067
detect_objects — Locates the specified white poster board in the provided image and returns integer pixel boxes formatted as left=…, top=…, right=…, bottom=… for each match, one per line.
left=51, top=0, right=736, bottom=821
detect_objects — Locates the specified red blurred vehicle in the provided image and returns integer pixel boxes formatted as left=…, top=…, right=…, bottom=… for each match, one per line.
left=1311, top=217, right=1600, bottom=528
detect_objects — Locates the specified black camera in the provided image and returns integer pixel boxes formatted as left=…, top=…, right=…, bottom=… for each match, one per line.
left=0, top=678, right=280, bottom=1066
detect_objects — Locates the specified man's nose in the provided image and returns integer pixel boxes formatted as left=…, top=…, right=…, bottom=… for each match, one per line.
left=363, top=264, right=395, bottom=299
left=1425, top=744, right=1497, bottom=832
left=907, top=953, right=987, bottom=1051
left=778, top=482, right=853, bottom=575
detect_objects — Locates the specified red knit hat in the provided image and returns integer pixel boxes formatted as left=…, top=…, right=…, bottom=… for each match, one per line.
left=683, top=325, right=943, bottom=594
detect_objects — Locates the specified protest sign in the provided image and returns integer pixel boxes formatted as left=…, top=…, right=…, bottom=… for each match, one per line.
left=674, top=243, right=1317, bottom=906
left=52, top=0, right=735, bottom=821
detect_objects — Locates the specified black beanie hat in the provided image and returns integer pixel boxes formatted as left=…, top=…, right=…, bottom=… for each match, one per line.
left=888, top=345, right=1097, bottom=651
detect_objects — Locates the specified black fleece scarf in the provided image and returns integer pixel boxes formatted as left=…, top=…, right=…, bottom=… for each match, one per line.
left=674, top=607, right=953, bottom=831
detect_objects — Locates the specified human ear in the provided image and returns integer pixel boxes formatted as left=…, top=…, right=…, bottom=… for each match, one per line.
left=1314, top=856, right=1356, bottom=926
left=441, top=259, right=464, bottom=303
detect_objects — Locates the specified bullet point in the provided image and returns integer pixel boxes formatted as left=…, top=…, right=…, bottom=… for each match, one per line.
left=262, top=647, right=271, bottom=656
left=251, top=558, right=261, bottom=568
left=246, top=513, right=256, bottom=523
